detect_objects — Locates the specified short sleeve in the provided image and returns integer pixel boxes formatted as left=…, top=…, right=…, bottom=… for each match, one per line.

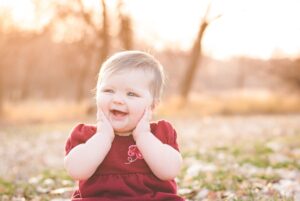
left=65, top=123, right=97, bottom=155
left=150, top=120, right=180, bottom=151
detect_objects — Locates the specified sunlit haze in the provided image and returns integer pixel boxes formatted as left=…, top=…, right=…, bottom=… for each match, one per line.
left=1, top=0, right=300, bottom=59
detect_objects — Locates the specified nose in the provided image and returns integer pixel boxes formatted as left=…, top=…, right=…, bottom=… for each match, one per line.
left=112, top=93, right=125, bottom=105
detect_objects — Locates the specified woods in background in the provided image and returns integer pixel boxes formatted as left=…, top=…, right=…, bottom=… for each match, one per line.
left=0, top=0, right=300, bottom=115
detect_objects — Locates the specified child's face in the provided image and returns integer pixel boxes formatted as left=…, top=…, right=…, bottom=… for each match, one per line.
left=97, top=69, right=154, bottom=134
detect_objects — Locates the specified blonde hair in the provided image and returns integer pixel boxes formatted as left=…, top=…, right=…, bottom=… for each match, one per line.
left=96, top=50, right=165, bottom=102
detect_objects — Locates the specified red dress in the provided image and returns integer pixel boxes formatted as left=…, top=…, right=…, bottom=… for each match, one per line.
left=65, top=120, right=185, bottom=201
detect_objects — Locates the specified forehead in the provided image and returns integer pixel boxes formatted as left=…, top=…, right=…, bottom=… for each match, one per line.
left=101, top=69, right=153, bottom=88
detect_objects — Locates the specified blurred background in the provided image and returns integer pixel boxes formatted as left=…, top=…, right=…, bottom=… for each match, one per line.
left=1, top=0, right=300, bottom=200
left=1, top=0, right=300, bottom=122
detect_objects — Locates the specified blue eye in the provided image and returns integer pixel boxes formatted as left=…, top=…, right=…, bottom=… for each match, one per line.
left=127, top=92, right=138, bottom=97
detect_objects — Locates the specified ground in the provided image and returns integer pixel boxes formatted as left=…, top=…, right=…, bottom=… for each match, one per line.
left=0, top=114, right=300, bottom=201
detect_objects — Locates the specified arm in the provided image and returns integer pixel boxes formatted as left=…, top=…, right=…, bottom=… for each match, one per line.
left=133, top=109, right=182, bottom=181
left=64, top=110, right=114, bottom=180
left=135, top=131, right=182, bottom=181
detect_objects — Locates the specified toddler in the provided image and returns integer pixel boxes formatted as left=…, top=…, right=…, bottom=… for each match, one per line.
left=64, top=50, right=184, bottom=200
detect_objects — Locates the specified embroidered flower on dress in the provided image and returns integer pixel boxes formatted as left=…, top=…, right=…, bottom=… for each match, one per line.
left=125, top=145, right=143, bottom=164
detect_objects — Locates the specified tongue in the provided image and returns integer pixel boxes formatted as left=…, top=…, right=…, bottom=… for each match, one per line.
left=113, top=110, right=127, bottom=117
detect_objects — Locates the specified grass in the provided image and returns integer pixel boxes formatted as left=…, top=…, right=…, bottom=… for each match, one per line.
left=1, top=125, right=299, bottom=201
left=177, top=132, right=300, bottom=201
left=0, top=178, right=15, bottom=196
left=0, top=170, right=74, bottom=200
left=0, top=97, right=300, bottom=200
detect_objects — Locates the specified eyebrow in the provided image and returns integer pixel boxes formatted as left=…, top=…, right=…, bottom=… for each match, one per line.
left=125, top=87, right=141, bottom=93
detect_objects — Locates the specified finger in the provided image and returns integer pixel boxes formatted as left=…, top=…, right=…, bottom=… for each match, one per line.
left=96, top=110, right=102, bottom=129
left=140, top=108, right=147, bottom=121
left=97, top=110, right=100, bottom=121
left=98, top=108, right=111, bottom=128
left=142, top=107, right=151, bottom=122
left=97, top=109, right=104, bottom=121
left=147, top=107, right=153, bottom=121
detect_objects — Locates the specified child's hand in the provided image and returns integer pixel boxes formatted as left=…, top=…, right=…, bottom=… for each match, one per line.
left=133, top=107, right=152, bottom=142
left=97, top=109, right=114, bottom=142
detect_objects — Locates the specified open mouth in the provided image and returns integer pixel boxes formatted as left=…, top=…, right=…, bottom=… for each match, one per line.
left=110, top=109, right=128, bottom=119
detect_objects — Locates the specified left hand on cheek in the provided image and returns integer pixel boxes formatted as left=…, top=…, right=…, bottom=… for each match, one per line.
left=133, top=107, right=152, bottom=141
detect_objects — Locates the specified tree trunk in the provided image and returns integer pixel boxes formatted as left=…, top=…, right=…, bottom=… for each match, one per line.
left=75, top=0, right=110, bottom=102
left=180, top=21, right=208, bottom=104
left=99, top=0, right=109, bottom=64
left=117, top=0, right=133, bottom=50
left=0, top=72, right=3, bottom=115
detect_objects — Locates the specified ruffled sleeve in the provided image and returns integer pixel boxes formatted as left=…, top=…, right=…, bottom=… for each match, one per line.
left=65, top=124, right=97, bottom=155
left=150, top=120, right=180, bottom=151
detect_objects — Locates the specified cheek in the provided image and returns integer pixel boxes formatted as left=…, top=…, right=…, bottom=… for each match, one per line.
left=130, top=102, right=148, bottom=119
left=97, top=96, right=109, bottom=114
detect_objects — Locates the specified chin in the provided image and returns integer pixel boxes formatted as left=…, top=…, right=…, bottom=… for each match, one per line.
left=113, top=127, right=133, bottom=133
left=112, top=122, right=136, bottom=133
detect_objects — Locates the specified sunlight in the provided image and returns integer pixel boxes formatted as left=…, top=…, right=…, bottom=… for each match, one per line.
left=0, top=0, right=36, bottom=29
left=125, top=0, right=300, bottom=59
left=0, top=0, right=300, bottom=59
left=127, top=0, right=300, bottom=59
left=203, top=0, right=300, bottom=59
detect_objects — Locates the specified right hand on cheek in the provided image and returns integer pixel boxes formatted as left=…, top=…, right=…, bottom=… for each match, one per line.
left=97, top=109, right=114, bottom=141
left=132, top=107, right=152, bottom=142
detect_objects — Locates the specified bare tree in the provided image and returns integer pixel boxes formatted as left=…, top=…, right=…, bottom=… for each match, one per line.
left=99, top=0, right=110, bottom=63
left=179, top=3, right=222, bottom=105
left=18, top=1, right=54, bottom=100
left=270, top=58, right=300, bottom=91
left=0, top=16, right=4, bottom=114
left=117, top=0, right=133, bottom=50
left=71, top=0, right=109, bottom=101
left=54, top=0, right=110, bottom=101
left=0, top=62, right=3, bottom=114
left=0, top=9, right=13, bottom=114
